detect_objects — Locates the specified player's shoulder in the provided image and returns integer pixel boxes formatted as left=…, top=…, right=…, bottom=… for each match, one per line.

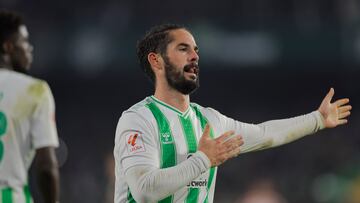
left=190, top=102, right=220, bottom=116
left=125, top=97, right=153, bottom=113
left=119, top=97, right=154, bottom=121
left=1, top=69, right=50, bottom=94
left=116, top=97, right=155, bottom=132
left=2, top=69, right=43, bottom=82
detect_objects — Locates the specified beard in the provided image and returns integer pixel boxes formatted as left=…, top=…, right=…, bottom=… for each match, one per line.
left=11, top=53, right=31, bottom=74
left=163, top=56, right=199, bottom=95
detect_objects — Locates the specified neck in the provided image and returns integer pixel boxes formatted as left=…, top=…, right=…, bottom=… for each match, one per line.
left=0, top=55, right=12, bottom=70
left=154, top=82, right=190, bottom=113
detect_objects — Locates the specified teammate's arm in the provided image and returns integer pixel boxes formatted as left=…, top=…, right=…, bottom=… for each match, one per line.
left=30, top=82, right=60, bottom=203
left=34, top=147, right=60, bottom=203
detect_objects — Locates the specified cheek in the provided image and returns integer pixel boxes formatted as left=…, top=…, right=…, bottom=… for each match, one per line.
left=12, top=47, right=31, bottom=66
left=172, top=58, right=187, bottom=69
left=168, top=52, right=187, bottom=65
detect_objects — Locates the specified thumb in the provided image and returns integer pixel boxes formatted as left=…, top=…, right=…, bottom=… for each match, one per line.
left=324, top=87, right=334, bottom=103
left=202, top=124, right=211, bottom=139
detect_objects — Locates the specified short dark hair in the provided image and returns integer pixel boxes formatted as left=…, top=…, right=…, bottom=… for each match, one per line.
left=136, top=24, right=187, bottom=83
left=0, top=10, right=23, bottom=53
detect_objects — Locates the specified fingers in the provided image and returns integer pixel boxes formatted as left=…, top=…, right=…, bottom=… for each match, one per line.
left=230, top=146, right=242, bottom=158
left=215, top=130, right=235, bottom=143
left=338, top=105, right=352, bottom=113
left=217, top=135, right=243, bottom=157
left=228, top=139, right=243, bottom=157
left=221, top=135, right=243, bottom=149
left=339, top=111, right=351, bottom=119
left=338, top=119, right=348, bottom=125
left=201, top=124, right=211, bottom=139
left=335, top=98, right=350, bottom=107
left=324, top=88, right=335, bottom=103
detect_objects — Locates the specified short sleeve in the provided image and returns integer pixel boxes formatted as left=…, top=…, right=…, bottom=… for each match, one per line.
left=30, top=82, right=59, bottom=149
left=114, top=111, right=160, bottom=174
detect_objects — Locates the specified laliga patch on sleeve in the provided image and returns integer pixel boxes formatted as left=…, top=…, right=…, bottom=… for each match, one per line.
left=126, top=132, right=146, bottom=154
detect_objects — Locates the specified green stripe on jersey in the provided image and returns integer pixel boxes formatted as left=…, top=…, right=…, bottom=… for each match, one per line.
left=1, top=187, right=12, bottom=203
left=190, top=104, right=216, bottom=203
left=179, top=115, right=200, bottom=203
left=23, top=185, right=31, bottom=203
left=179, top=116, right=197, bottom=153
left=127, top=187, right=136, bottom=203
left=147, top=102, right=177, bottom=203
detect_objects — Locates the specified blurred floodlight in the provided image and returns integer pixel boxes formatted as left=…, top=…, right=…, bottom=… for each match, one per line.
left=69, top=29, right=110, bottom=75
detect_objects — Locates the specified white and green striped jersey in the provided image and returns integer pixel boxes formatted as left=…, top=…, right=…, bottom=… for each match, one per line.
left=0, top=69, right=59, bottom=203
left=114, top=96, right=324, bottom=203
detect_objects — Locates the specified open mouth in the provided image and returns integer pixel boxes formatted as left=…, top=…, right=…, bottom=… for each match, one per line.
left=184, top=64, right=199, bottom=79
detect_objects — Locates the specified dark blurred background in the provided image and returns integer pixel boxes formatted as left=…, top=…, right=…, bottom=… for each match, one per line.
left=1, top=0, right=359, bottom=202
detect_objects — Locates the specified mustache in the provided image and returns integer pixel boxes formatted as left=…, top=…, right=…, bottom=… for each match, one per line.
left=183, top=63, right=199, bottom=72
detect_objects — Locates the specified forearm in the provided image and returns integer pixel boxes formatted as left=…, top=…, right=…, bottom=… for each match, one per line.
left=35, top=147, right=60, bottom=203
left=125, top=151, right=210, bottom=203
left=37, top=166, right=60, bottom=203
left=241, top=111, right=324, bottom=153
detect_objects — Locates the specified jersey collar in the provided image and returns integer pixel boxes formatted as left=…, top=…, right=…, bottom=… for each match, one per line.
left=150, top=96, right=191, bottom=117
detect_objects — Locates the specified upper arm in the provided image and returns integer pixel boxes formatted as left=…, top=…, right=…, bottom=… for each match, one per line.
left=114, top=111, right=160, bottom=174
left=205, top=108, right=270, bottom=153
left=35, top=147, right=58, bottom=170
left=30, top=82, right=59, bottom=149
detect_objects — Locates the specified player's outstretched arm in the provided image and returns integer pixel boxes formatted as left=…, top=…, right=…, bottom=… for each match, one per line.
left=125, top=124, right=243, bottom=203
left=35, top=147, right=60, bottom=203
left=318, top=88, right=352, bottom=128
left=224, top=88, right=352, bottom=154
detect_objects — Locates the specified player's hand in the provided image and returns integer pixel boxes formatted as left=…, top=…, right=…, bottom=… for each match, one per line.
left=198, top=124, right=244, bottom=167
left=318, top=88, right=352, bottom=128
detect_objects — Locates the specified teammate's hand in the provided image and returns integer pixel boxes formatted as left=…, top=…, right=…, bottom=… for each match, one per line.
left=318, top=88, right=352, bottom=128
left=198, top=124, right=244, bottom=167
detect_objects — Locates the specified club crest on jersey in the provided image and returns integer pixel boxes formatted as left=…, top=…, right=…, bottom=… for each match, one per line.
left=126, top=132, right=145, bottom=154
left=160, top=133, right=173, bottom=144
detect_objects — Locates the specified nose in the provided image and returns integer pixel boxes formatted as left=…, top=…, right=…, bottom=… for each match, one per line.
left=189, top=49, right=199, bottom=62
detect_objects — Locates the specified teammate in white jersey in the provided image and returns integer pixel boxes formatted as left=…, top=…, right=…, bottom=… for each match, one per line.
left=114, top=24, right=352, bottom=203
left=0, top=10, right=60, bottom=203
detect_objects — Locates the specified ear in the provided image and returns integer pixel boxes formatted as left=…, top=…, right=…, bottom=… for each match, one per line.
left=2, top=41, right=14, bottom=54
left=148, top=52, right=163, bottom=72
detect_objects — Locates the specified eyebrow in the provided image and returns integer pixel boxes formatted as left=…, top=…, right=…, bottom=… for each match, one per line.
left=177, top=43, right=199, bottom=51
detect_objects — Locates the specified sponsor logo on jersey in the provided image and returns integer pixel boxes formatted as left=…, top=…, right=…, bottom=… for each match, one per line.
left=126, top=132, right=145, bottom=154
left=187, top=179, right=208, bottom=188
left=160, top=132, right=173, bottom=144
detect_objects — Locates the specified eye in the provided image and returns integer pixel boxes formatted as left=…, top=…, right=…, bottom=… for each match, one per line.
left=179, top=47, right=187, bottom=51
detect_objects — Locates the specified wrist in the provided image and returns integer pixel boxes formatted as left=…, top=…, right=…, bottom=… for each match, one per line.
left=194, top=151, right=211, bottom=169
left=314, top=110, right=326, bottom=130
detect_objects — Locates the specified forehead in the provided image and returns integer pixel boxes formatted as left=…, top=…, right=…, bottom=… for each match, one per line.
left=168, top=29, right=197, bottom=47
left=18, top=25, right=29, bottom=38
